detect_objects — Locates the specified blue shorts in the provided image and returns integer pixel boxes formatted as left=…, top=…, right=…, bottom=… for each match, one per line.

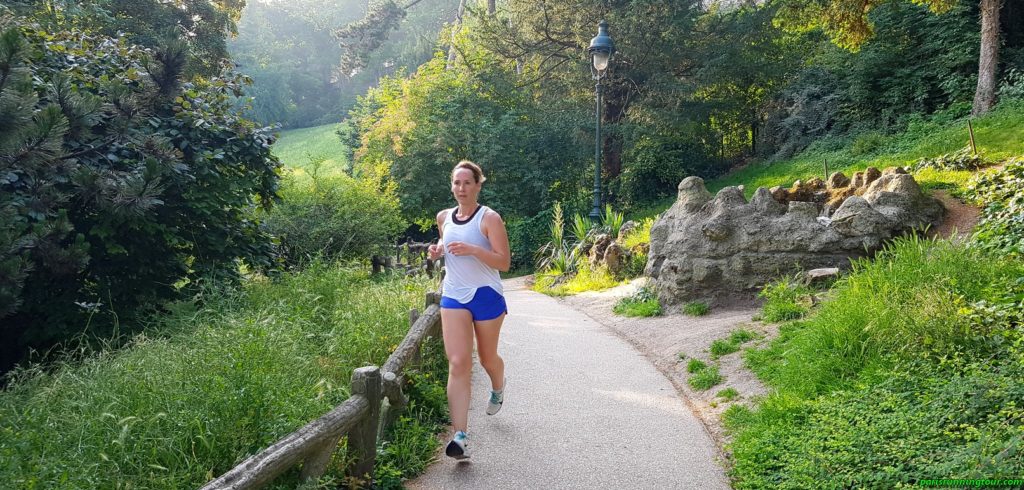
left=440, top=286, right=508, bottom=322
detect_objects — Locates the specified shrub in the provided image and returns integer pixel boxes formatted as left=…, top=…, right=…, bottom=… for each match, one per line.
left=0, top=16, right=280, bottom=370
left=965, top=157, right=1024, bottom=257
left=849, top=132, right=886, bottom=156
left=262, top=172, right=405, bottom=268
left=912, top=146, right=991, bottom=172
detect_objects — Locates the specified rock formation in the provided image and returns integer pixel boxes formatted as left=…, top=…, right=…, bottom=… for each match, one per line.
left=646, top=167, right=943, bottom=306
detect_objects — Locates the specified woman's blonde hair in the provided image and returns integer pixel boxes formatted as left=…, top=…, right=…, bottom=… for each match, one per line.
left=452, top=160, right=486, bottom=183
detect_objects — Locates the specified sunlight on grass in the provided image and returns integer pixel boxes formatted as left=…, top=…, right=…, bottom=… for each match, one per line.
left=272, top=123, right=349, bottom=173
left=707, top=100, right=1024, bottom=196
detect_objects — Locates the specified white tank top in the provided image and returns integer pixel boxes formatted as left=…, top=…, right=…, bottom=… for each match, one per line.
left=441, top=205, right=504, bottom=303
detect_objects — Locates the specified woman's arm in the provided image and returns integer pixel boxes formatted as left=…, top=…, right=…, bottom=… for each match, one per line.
left=428, top=209, right=448, bottom=260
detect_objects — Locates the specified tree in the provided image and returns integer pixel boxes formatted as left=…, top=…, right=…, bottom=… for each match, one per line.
left=0, top=11, right=280, bottom=373
left=12, top=0, right=247, bottom=77
left=775, top=0, right=1004, bottom=115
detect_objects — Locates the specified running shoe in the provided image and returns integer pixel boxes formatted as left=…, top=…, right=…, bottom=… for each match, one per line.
left=486, top=377, right=505, bottom=416
left=445, top=430, right=470, bottom=460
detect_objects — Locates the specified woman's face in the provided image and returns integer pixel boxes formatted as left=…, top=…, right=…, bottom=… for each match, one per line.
left=451, top=168, right=481, bottom=204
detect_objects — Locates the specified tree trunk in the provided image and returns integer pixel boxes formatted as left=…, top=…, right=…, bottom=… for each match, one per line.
left=972, top=0, right=1002, bottom=116
left=486, top=0, right=495, bottom=15
left=446, top=0, right=467, bottom=69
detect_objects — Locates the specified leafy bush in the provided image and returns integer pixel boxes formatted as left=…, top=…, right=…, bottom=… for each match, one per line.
left=506, top=208, right=551, bottom=272
left=912, top=146, right=991, bottom=172
left=618, top=133, right=717, bottom=207
left=262, top=172, right=406, bottom=268
left=0, top=15, right=280, bottom=370
left=965, top=157, right=1024, bottom=257
left=999, top=68, right=1024, bottom=101
left=350, top=52, right=587, bottom=226
left=849, top=132, right=886, bottom=156
left=613, top=285, right=662, bottom=317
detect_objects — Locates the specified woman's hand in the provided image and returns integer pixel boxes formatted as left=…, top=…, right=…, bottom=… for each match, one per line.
left=428, top=243, right=444, bottom=260
left=445, top=241, right=478, bottom=257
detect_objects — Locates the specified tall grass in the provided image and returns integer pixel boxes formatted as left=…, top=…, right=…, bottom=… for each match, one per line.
left=749, top=236, right=1022, bottom=398
left=0, top=263, right=438, bottom=489
left=729, top=238, right=1024, bottom=487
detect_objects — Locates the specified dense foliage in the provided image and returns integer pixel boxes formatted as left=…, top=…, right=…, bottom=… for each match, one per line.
left=966, top=157, right=1024, bottom=257
left=262, top=171, right=406, bottom=268
left=351, top=51, right=589, bottom=228
left=0, top=11, right=279, bottom=372
left=229, top=0, right=455, bottom=128
left=8, top=0, right=245, bottom=76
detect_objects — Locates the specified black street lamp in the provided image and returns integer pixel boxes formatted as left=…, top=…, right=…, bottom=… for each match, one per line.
left=588, top=20, right=615, bottom=221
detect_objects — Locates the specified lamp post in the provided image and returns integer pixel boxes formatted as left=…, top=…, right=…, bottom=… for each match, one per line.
left=587, top=20, right=615, bottom=221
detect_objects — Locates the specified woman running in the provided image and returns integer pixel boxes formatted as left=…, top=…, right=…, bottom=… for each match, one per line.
left=427, top=160, right=511, bottom=460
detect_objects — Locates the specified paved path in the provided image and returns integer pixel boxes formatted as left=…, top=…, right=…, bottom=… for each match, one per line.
left=405, top=280, right=731, bottom=489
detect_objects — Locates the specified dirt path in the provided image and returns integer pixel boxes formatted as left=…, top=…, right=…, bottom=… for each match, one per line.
left=558, top=278, right=772, bottom=453
left=929, top=190, right=981, bottom=241
left=406, top=277, right=730, bottom=489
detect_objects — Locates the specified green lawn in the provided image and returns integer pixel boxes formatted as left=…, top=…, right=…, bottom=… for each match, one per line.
left=272, top=123, right=350, bottom=177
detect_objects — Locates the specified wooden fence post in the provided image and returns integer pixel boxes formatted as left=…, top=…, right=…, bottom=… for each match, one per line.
left=378, top=371, right=407, bottom=441
left=347, top=366, right=381, bottom=486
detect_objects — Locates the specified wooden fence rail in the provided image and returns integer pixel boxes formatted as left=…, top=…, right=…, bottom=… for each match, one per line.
left=200, top=291, right=443, bottom=489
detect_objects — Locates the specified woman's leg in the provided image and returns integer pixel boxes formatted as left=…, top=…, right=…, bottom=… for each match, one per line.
left=474, top=313, right=506, bottom=391
left=441, top=308, right=475, bottom=432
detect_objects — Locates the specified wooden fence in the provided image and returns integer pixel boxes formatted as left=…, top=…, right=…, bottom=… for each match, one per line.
left=200, top=291, right=444, bottom=489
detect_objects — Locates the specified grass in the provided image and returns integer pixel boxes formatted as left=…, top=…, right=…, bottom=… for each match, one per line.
left=709, top=329, right=759, bottom=359
left=688, top=365, right=723, bottom=391
left=716, top=387, right=739, bottom=401
left=533, top=263, right=618, bottom=296
left=0, top=263, right=445, bottom=489
left=613, top=296, right=661, bottom=317
left=613, top=284, right=662, bottom=317
left=683, top=301, right=710, bottom=316
left=758, top=277, right=814, bottom=323
left=273, top=123, right=350, bottom=177
left=706, top=100, right=1024, bottom=197
left=726, top=237, right=1024, bottom=487
left=687, top=358, right=707, bottom=374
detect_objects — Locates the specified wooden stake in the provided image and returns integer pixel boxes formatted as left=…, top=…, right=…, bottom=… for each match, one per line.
left=824, top=159, right=829, bottom=181
left=968, top=119, right=978, bottom=155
